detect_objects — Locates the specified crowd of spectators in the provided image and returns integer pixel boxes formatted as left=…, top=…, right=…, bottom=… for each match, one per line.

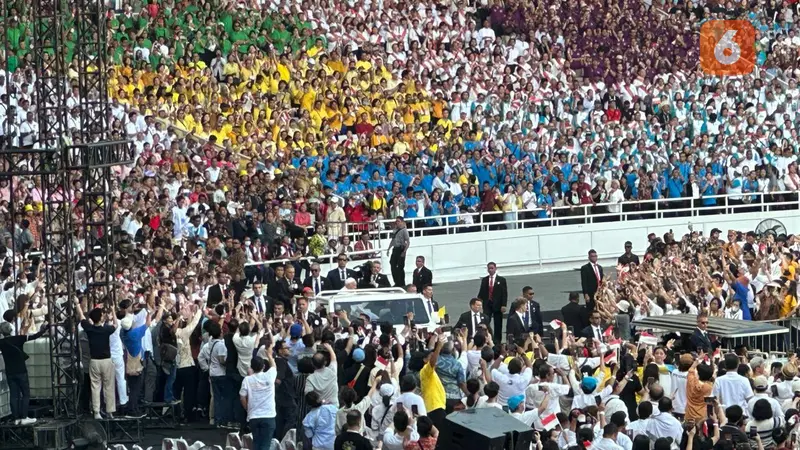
left=5, top=0, right=800, bottom=258
left=584, top=227, right=800, bottom=325
left=4, top=0, right=800, bottom=448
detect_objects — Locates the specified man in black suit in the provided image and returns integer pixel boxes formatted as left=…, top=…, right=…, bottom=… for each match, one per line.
left=477, top=262, right=508, bottom=343
left=250, top=281, right=272, bottom=316
left=276, top=264, right=301, bottom=312
left=522, top=286, right=543, bottom=335
left=326, top=253, right=355, bottom=290
left=580, top=249, right=604, bottom=311
left=454, top=298, right=489, bottom=341
left=206, top=273, right=231, bottom=307
left=296, top=292, right=323, bottom=329
left=303, top=263, right=329, bottom=296
left=581, top=310, right=606, bottom=343
left=420, top=284, right=440, bottom=323
left=267, top=265, right=286, bottom=299
left=561, top=292, right=589, bottom=337
left=412, top=256, right=433, bottom=293
left=357, top=260, right=391, bottom=289
left=690, top=313, right=713, bottom=352
left=505, top=298, right=528, bottom=342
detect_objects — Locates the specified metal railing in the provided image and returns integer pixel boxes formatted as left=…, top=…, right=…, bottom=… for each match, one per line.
left=240, top=190, right=797, bottom=268
left=730, top=317, right=800, bottom=357
left=371, top=190, right=800, bottom=239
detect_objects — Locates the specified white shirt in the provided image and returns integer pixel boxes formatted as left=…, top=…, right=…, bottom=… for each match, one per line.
left=492, top=366, right=533, bottom=404
left=239, top=366, right=277, bottom=420
left=747, top=392, right=783, bottom=419
left=309, top=277, right=324, bottom=296
left=109, top=324, right=123, bottom=358
left=603, top=395, right=629, bottom=422
left=396, top=392, right=427, bottom=416
left=671, top=370, right=689, bottom=414
left=646, top=411, right=683, bottom=445
left=383, top=425, right=419, bottom=450
left=572, top=384, right=613, bottom=409
left=593, top=437, right=624, bottom=450
left=627, top=419, right=649, bottom=439
left=713, top=372, right=754, bottom=416
left=511, top=409, right=540, bottom=427
left=233, top=332, right=258, bottom=377
left=526, top=382, right=570, bottom=418
left=617, top=432, right=633, bottom=450
left=198, top=338, right=227, bottom=377
left=252, top=295, right=269, bottom=315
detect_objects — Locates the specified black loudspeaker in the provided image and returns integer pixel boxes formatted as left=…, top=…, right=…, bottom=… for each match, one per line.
left=435, top=408, right=534, bottom=450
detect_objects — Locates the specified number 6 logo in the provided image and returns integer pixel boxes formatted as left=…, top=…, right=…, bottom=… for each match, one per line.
left=700, top=20, right=755, bottom=76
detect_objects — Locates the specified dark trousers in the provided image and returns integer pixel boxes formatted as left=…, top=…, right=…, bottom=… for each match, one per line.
left=445, top=398, right=461, bottom=414
left=80, top=372, right=91, bottom=414
left=127, top=373, right=144, bottom=414
left=486, top=304, right=504, bottom=342
left=275, top=403, right=297, bottom=442
left=174, top=366, right=199, bottom=420
left=143, top=354, right=159, bottom=403
left=390, top=247, right=406, bottom=287
left=7, top=372, right=30, bottom=419
left=226, top=373, right=246, bottom=426
left=211, top=376, right=231, bottom=425
left=197, top=370, right=211, bottom=413
left=250, top=417, right=277, bottom=450
left=428, top=407, right=446, bottom=431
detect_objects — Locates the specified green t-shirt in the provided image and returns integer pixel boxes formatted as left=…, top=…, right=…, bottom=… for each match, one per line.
left=7, top=54, right=19, bottom=72
left=231, top=30, right=249, bottom=54
left=173, top=40, right=185, bottom=60
left=220, top=13, right=233, bottom=34
left=7, top=26, right=22, bottom=50
left=155, top=26, right=169, bottom=40
left=270, top=29, right=290, bottom=53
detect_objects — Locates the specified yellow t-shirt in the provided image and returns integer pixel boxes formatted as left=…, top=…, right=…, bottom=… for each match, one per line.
left=782, top=295, right=798, bottom=318
left=420, top=363, right=446, bottom=413
left=783, top=261, right=798, bottom=279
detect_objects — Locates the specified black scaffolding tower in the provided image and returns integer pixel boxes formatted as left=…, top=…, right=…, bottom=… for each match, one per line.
left=0, top=0, right=133, bottom=431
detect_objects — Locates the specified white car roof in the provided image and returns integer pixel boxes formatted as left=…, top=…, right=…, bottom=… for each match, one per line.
left=328, top=292, right=425, bottom=303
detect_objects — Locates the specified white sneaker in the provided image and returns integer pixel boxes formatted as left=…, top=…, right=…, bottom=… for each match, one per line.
left=19, top=418, right=36, bottom=425
left=94, top=413, right=102, bottom=420
left=13, top=419, right=20, bottom=425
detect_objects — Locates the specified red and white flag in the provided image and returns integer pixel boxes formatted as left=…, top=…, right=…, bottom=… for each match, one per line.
left=607, top=338, right=622, bottom=349
left=604, top=350, right=618, bottom=364
left=541, top=412, right=559, bottom=431
left=712, top=348, right=721, bottom=360
left=549, top=319, right=563, bottom=330
left=640, top=332, right=658, bottom=346
left=603, top=326, right=614, bottom=337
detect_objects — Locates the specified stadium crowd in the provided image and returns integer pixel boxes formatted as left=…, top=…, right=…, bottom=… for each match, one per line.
left=3, top=0, right=800, bottom=250
left=589, top=227, right=800, bottom=325
left=2, top=0, right=800, bottom=448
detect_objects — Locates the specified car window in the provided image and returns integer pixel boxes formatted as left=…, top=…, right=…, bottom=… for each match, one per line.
left=335, top=297, right=431, bottom=326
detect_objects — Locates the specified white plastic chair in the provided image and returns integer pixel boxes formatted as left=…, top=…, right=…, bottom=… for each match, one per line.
left=162, top=438, right=177, bottom=450
left=278, top=429, right=297, bottom=450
